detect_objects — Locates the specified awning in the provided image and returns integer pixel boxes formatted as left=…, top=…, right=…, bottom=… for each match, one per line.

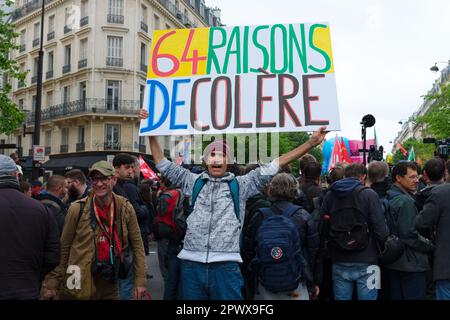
left=43, top=154, right=106, bottom=172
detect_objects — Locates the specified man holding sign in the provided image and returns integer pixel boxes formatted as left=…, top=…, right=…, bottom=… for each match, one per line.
left=139, top=108, right=327, bottom=300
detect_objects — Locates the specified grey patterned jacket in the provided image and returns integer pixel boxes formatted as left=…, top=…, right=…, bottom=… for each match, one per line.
left=156, top=158, right=279, bottom=263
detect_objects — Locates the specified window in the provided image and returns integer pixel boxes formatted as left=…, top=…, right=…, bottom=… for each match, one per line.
left=33, top=57, right=39, bottom=77
left=153, top=14, right=160, bottom=30
left=107, top=36, right=122, bottom=58
left=45, top=131, right=51, bottom=147
left=47, top=51, right=54, bottom=71
left=48, top=15, right=55, bottom=32
left=139, top=84, right=145, bottom=107
left=61, top=128, right=69, bottom=146
left=79, top=82, right=86, bottom=101
left=18, top=99, right=24, bottom=110
left=20, top=29, right=26, bottom=45
left=80, top=38, right=88, bottom=60
left=140, top=43, right=146, bottom=66
left=47, top=91, right=53, bottom=107
left=106, top=80, right=121, bottom=111
left=33, top=22, right=40, bottom=40
left=64, top=45, right=71, bottom=65
left=81, top=0, right=88, bottom=18
left=78, top=126, right=85, bottom=143
left=62, top=86, right=70, bottom=104
left=108, top=0, right=123, bottom=16
left=141, top=5, right=147, bottom=22
left=105, top=124, right=120, bottom=149
left=32, top=95, right=37, bottom=113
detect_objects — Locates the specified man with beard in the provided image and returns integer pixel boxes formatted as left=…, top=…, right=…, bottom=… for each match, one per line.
left=65, top=169, right=90, bottom=206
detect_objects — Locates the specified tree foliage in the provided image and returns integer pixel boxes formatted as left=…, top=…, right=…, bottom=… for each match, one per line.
left=392, top=137, right=435, bottom=165
left=0, top=0, right=27, bottom=135
left=415, top=83, right=450, bottom=139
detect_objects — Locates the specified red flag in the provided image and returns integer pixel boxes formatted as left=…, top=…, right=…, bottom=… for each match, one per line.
left=329, top=137, right=343, bottom=171
left=139, top=155, right=159, bottom=181
left=396, top=143, right=407, bottom=156
left=339, top=138, right=353, bottom=163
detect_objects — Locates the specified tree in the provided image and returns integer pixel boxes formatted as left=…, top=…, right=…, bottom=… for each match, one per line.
left=392, top=138, right=435, bottom=165
left=0, top=0, right=27, bottom=135
left=415, top=83, right=450, bottom=139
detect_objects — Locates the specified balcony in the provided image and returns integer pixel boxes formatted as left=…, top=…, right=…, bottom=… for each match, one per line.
left=76, top=142, right=85, bottom=152
left=18, top=81, right=26, bottom=88
left=156, top=0, right=177, bottom=16
left=45, top=147, right=51, bottom=155
left=139, top=144, right=146, bottom=153
left=78, top=59, right=87, bottom=69
left=31, top=76, right=37, bottom=84
left=64, top=25, right=72, bottom=34
left=47, top=31, right=55, bottom=41
left=140, top=63, right=147, bottom=73
left=104, top=141, right=121, bottom=150
left=62, top=64, right=71, bottom=74
left=11, top=0, right=56, bottom=22
left=106, top=57, right=123, bottom=67
left=80, top=16, right=89, bottom=27
left=19, top=44, right=26, bottom=53
left=107, top=14, right=124, bottom=24
left=26, top=99, right=140, bottom=124
left=60, top=145, right=68, bottom=153
left=32, top=38, right=40, bottom=47
left=46, top=70, right=53, bottom=79
left=140, top=21, right=148, bottom=32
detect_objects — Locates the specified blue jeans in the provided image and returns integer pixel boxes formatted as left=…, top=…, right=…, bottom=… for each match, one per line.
left=118, top=267, right=135, bottom=300
left=163, top=242, right=182, bottom=300
left=180, top=260, right=243, bottom=300
left=332, top=263, right=378, bottom=300
left=436, top=280, right=450, bottom=300
left=387, top=270, right=426, bottom=300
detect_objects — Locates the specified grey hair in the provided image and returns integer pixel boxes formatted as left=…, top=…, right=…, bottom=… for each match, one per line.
left=368, top=161, right=389, bottom=183
left=268, top=173, right=300, bottom=201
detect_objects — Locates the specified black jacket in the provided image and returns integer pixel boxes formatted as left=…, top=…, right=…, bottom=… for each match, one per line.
left=243, top=200, right=320, bottom=287
left=416, top=183, right=450, bottom=281
left=321, top=178, right=389, bottom=264
left=40, top=191, right=68, bottom=235
left=0, top=187, right=60, bottom=299
left=296, top=181, right=325, bottom=214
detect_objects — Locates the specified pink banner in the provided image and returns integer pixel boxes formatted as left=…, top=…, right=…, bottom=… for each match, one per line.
left=349, top=139, right=376, bottom=163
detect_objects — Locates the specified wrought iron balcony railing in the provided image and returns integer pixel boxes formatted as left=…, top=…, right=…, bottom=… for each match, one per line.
left=78, top=59, right=87, bottom=69
left=46, top=70, right=53, bottom=79
left=62, top=64, right=71, bottom=74
left=76, top=142, right=85, bottom=152
left=80, top=16, right=89, bottom=27
left=47, top=31, right=55, bottom=41
left=106, top=57, right=123, bottom=67
left=107, top=14, right=124, bottom=24
left=32, top=38, right=40, bottom=47
left=60, top=145, right=68, bottom=153
left=140, top=21, right=148, bottom=32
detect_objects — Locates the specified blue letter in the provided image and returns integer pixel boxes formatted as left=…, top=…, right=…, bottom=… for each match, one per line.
left=170, top=79, right=190, bottom=130
left=140, top=80, right=170, bottom=133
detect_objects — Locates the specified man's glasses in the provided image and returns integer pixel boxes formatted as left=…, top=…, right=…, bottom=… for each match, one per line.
left=90, top=176, right=111, bottom=185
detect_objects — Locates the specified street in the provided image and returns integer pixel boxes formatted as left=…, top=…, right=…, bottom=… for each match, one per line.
left=146, top=240, right=164, bottom=300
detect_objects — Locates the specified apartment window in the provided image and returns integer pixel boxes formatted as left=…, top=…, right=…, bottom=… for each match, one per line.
left=81, top=0, right=88, bottom=18
left=105, top=124, right=120, bottom=150
left=79, top=82, right=86, bottom=101
left=33, top=57, right=39, bottom=77
left=141, top=5, right=147, bottom=22
left=20, top=29, right=26, bottom=44
left=64, top=45, right=71, bottom=65
left=106, top=80, right=121, bottom=111
left=32, top=95, right=37, bottom=113
left=108, top=0, right=124, bottom=23
left=62, top=86, right=70, bottom=104
left=61, top=128, right=69, bottom=146
left=45, top=131, right=51, bottom=147
left=48, top=15, right=55, bottom=32
left=80, top=38, right=88, bottom=60
left=107, top=36, right=123, bottom=66
left=139, top=84, right=145, bottom=106
left=140, top=43, right=147, bottom=68
left=34, top=22, right=40, bottom=38
left=153, top=14, right=160, bottom=30
left=47, top=51, right=54, bottom=71
left=18, top=99, right=24, bottom=110
left=47, top=91, right=53, bottom=107
left=78, top=126, right=85, bottom=143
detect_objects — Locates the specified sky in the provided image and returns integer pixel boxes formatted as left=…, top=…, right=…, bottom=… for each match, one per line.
left=204, top=0, right=450, bottom=154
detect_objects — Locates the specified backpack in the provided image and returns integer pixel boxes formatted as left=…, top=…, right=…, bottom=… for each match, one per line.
left=154, top=189, right=186, bottom=241
left=254, top=205, right=303, bottom=293
left=41, top=198, right=66, bottom=234
left=328, top=186, right=370, bottom=251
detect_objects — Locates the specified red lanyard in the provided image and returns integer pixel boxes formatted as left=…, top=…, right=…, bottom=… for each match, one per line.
left=93, top=198, right=116, bottom=264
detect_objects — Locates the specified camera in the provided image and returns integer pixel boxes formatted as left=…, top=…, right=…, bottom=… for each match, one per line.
left=368, top=145, right=383, bottom=162
left=94, top=262, right=117, bottom=283
left=423, top=137, right=450, bottom=160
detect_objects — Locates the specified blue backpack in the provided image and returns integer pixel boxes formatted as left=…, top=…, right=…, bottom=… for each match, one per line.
left=255, top=205, right=303, bottom=293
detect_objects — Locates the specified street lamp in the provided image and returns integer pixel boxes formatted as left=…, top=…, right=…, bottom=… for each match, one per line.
left=430, top=60, right=450, bottom=72
left=31, top=0, right=45, bottom=181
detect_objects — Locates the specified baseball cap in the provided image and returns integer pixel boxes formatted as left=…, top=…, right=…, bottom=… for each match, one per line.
left=203, top=139, right=234, bottom=163
left=0, top=154, right=19, bottom=175
left=88, top=160, right=115, bottom=178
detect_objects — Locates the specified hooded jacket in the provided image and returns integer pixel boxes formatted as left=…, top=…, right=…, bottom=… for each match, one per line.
left=156, top=158, right=279, bottom=263
left=321, top=177, right=389, bottom=264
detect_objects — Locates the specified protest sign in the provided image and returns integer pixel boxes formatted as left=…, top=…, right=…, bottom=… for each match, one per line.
left=140, top=22, right=340, bottom=136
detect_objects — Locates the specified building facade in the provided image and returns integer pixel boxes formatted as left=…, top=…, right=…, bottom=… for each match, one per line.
left=3, top=0, right=221, bottom=167
left=392, top=62, right=450, bottom=152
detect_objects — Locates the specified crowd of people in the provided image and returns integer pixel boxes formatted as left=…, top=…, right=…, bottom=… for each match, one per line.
left=1, top=118, right=450, bottom=300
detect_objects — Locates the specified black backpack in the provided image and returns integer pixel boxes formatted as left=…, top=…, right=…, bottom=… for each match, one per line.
left=328, top=186, right=370, bottom=251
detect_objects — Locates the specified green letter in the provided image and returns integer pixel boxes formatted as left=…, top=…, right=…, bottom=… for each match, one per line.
left=270, top=24, right=288, bottom=74
left=289, top=24, right=308, bottom=73
left=250, top=25, right=270, bottom=73
left=207, top=27, right=227, bottom=74
left=308, top=24, right=331, bottom=73
left=223, top=26, right=241, bottom=74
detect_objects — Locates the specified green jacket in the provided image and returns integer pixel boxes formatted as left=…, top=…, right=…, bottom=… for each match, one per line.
left=385, top=184, right=431, bottom=272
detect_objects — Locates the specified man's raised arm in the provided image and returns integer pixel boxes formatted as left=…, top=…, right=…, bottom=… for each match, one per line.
left=138, top=109, right=164, bottom=164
